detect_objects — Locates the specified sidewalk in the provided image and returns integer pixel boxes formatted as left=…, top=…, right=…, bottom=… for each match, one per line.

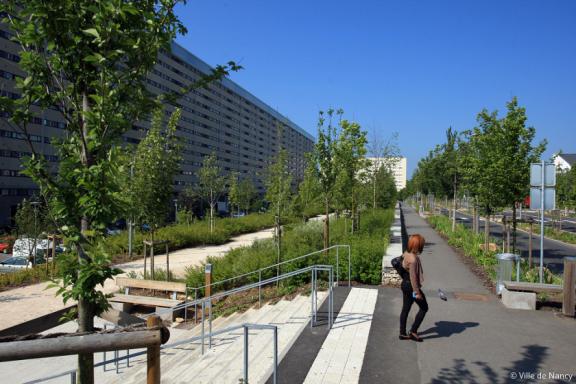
left=276, top=206, right=576, bottom=384
left=0, top=227, right=275, bottom=332
left=364, top=206, right=576, bottom=383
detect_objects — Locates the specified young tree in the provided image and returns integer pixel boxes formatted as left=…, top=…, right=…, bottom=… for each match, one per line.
left=238, top=177, right=258, bottom=214
left=0, top=2, right=238, bottom=380
left=367, top=131, right=400, bottom=210
left=265, top=148, right=293, bottom=274
left=227, top=171, right=240, bottom=216
left=128, top=107, right=182, bottom=238
left=335, top=119, right=367, bottom=232
left=311, top=109, right=341, bottom=251
left=196, top=152, right=226, bottom=233
left=293, top=155, right=321, bottom=222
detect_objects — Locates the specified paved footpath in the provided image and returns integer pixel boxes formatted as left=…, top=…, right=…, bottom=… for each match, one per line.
left=278, top=206, right=576, bottom=384
left=0, top=227, right=275, bottom=332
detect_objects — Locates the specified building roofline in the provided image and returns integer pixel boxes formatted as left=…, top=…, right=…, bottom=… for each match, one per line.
left=170, top=42, right=314, bottom=142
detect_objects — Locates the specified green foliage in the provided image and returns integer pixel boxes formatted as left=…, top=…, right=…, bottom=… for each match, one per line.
left=556, top=166, right=576, bottom=210
left=292, top=156, right=322, bottom=221
left=176, top=208, right=194, bottom=226
left=195, top=152, right=226, bottom=233
left=227, top=171, right=240, bottom=215
left=238, top=177, right=258, bottom=214
left=49, top=244, right=122, bottom=316
left=103, top=213, right=280, bottom=260
left=0, top=261, right=61, bottom=290
left=185, top=209, right=394, bottom=292
left=128, top=107, right=182, bottom=232
left=428, top=215, right=498, bottom=279
left=265, top=148, right=293, bottom=217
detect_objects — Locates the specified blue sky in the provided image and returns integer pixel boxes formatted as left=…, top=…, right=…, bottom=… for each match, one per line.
left=175, top=0, right=576, bottom=177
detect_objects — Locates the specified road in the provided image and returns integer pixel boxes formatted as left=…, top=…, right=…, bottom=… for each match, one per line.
left=502, top=209, right=576, bottom=233
left=439, top=208, right=576, bottom=274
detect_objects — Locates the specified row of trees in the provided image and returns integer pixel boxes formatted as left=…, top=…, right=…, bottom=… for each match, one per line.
left=557, top=164, right=576, bottom=212
left=403, top=97, right=547, bottom=251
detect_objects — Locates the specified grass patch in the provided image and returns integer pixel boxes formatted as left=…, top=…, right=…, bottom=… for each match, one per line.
left=518, top=223, right=576, bottom=245
left=185, top=209, right=394, bottom=295
left=428, top=215, right=563, bottom=285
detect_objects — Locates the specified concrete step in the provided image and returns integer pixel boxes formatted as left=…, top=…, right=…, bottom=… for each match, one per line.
left=250, top=293, right=327, bottom=383
left=162, top=299, right=292, bottom=383
left=113, top=304, right=270, bottom=384
left=101, top=305, right=260, bottom=384
left=196, top=298, right=307, bottom=384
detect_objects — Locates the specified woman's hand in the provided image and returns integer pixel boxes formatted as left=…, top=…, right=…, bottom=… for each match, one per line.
left=415, top=291, right=423, bottom=300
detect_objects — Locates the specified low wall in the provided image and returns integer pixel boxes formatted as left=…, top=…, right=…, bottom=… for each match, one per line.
left=382, top=203, right=407, bottom=287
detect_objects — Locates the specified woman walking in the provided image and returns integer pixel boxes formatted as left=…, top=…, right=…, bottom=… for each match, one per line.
left=399, top=234, right=428, bottom=342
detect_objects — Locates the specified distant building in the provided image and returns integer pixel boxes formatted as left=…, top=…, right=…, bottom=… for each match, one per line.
left=0, top=21, right=314, bottom=226
left=365, top=157, right=407, bottom=191
left=553, top=153, right=576, bottom=171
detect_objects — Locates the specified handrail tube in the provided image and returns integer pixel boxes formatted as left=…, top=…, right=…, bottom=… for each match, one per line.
left=24, top=323, right=279, bottom=384
left=148, top=264, right=334, bottom=319
left=189, top=244, right=350, bottom=294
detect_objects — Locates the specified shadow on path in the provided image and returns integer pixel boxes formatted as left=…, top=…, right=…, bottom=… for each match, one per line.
left=419, top=321, right=479, bottom=339
left=429, top=344, right=567, bottom=384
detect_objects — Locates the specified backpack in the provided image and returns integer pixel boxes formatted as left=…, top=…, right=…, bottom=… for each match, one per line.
left=391, top=255, right=407, bottom=277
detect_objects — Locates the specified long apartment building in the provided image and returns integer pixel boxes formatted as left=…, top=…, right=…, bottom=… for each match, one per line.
left=0, top=24, right=314, bottom=226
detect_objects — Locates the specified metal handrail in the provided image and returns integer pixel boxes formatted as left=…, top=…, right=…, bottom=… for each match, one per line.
left=24, top=264, right=334, bottom=384
left=187, top=244, right=351, bottom=295
left=24, top=323, right=279, bottom=384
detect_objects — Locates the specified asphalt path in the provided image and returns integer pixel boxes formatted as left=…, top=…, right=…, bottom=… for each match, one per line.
left=440, top=209, right=576, bottom=275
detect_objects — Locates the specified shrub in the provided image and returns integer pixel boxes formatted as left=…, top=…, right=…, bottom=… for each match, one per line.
left=185, top=209, right=394, bottom=293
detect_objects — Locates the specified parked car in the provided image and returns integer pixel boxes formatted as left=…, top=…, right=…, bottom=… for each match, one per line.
left=0, top=256, right=32, bottom=273
left=12, top=238, right=63, bottom=259
left=0, top=242, right=9, bottom=254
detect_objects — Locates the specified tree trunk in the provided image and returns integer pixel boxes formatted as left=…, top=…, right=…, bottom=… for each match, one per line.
left=484, top=210, right=490, bottom=251
left=323, top=199, right=329, bottom=255
left=78, top=92, right=94, bottom=384
left=512, top=204, right=517, bottom=253
left=372, top=176, right=376, bottom=211
left=210, top=203, right=214, bottom=234
left=451, top=179, right=457, bottom=232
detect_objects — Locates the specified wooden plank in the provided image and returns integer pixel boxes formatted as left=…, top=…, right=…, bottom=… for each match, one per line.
left=115, top=277, right=186, bottom=293
left=563, top=257, right=576, bottom=317
left=109, top=294, right=181, bottom=307
left=503, top=281, right=563, bottom=293
left=0, top=330, right=161, bottom=362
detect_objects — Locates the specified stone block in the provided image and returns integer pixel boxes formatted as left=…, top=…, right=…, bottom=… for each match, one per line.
left=501, top=287, right=536, bottom=310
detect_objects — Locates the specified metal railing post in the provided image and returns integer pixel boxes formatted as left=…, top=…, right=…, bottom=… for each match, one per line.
left=258, top=269, right=262, bottom=308
left=314, top=268, right=318, bottom=324
left=209, top=301, right=213, bottom=349
left=329, top=267, right=333, bottom=329
left=336, top=246, right=339, bottom=286
left=243, top=325, right=249, bottom=384
left=273, top=326, right=278, bottom=384
left=70, top=371, right=76, bottom=384
left=201, top=301, right=205, bottom=355
left=310, top=267, right=315, bottom=329
left=348, top=246, right=351, bottom=287
left=194, top=289, right=198, bottom=324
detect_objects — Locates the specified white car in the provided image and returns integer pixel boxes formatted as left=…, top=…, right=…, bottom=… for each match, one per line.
left=0, top=256, right=33, bottom=273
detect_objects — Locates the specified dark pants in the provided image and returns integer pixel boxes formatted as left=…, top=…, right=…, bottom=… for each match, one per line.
left=400, top=280, right=428, bottom=335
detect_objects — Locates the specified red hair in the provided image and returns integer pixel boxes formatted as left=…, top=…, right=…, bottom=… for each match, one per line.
left=407, top=234, right=425, bottom=254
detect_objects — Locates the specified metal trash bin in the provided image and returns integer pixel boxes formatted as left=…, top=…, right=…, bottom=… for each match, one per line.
left=496, top=253, right=520, bottom=295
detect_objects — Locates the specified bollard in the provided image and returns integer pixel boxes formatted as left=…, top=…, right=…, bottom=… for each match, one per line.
left=562, top=257, right=576, bottom=317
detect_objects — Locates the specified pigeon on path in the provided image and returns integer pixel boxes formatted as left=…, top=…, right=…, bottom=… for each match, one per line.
left=438, top=289, right=448, bottom=301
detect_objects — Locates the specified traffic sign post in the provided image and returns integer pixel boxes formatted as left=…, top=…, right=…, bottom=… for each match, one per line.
left=530, top=161, right=556, bottom=283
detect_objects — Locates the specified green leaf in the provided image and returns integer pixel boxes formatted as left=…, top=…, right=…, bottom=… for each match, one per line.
left=83, top=28, right=100, bottom=39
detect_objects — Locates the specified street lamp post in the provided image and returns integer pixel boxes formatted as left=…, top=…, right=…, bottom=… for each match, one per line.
left=174, top=199, right=178, bottom=223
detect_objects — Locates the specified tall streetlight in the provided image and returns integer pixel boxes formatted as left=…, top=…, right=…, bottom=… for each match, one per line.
left=30, top=200, right=41, bottom=266
left=174, top=199, right=178, bottom=223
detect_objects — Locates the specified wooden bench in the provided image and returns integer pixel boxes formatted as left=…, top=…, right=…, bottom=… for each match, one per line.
left=503, top=281, right=563, bottom=294
left=503, top=257, right=576, bottom=316
left=110, top=278, right=187, bottom=320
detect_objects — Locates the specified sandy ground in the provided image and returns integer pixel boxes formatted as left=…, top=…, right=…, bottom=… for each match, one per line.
left=0, top=227, right=275, bottom=331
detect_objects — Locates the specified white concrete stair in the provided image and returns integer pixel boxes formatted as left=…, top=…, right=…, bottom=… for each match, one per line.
left=102, top=292, right=326, bottom=384
left=303, top=287, right=378, bottom=384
